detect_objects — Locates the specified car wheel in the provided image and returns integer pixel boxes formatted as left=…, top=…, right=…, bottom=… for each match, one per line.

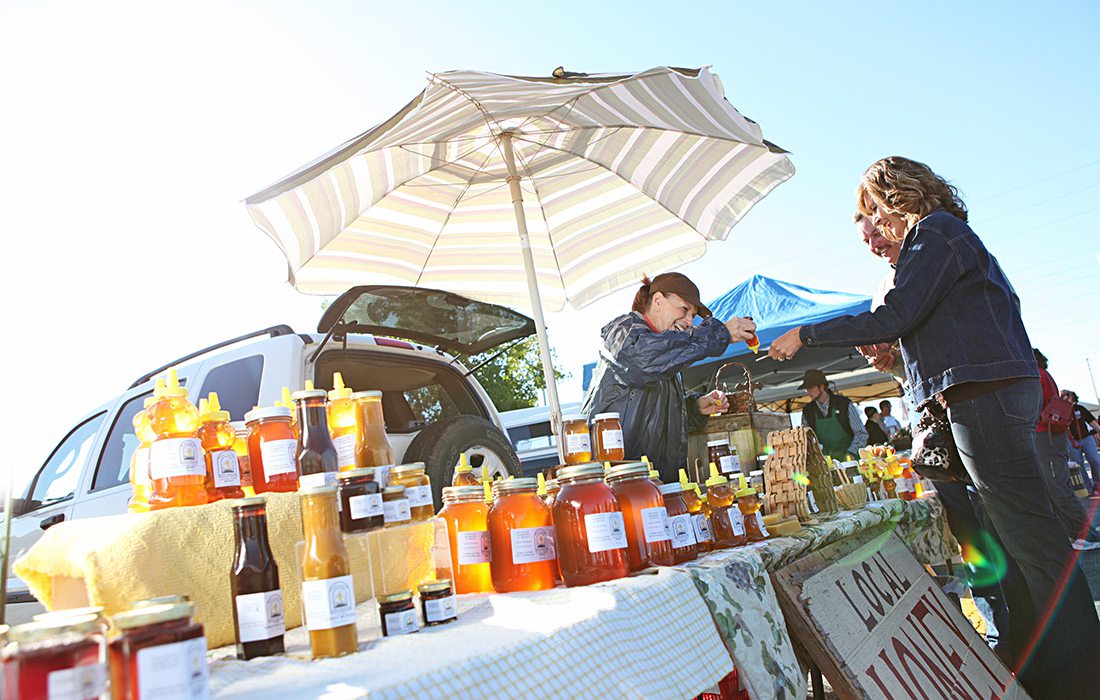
left=401, top=416, right=521, bottom=508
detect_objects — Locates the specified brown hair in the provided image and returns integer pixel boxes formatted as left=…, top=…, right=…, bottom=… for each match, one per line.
left=632, top=276, right=654, bottom=314
left=856, top=157, right=968, bottom=240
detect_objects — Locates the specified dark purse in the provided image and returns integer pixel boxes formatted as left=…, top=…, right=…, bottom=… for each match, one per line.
left=910, top=402, right=972, bottom=484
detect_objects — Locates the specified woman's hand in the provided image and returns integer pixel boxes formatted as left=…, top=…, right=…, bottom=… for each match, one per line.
left=768, top=326, right=804, bottom=361
left=724, top=316, right=757, bottom=342
left=698, top=390, right=730, bottom=415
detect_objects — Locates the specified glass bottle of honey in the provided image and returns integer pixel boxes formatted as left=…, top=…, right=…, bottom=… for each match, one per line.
left=552, top=463, right=629, bottom=587
left=198, top=393, right=244, bottom=502
left=326, top=373, right=358, bottom=471
left=230, top=497, right=284, bottom=660
left=679, top=469, right=714, bottom=552
left=735, top=474, right=769, bottom=542
left=451, top=453, right=479, bottom=486
left=438, top=486, right=493, bottom=594
left=592, top=413, right=625, bottom=462
left=659, top=483, right=698, bottom=563
left=488, top=478, right=556, bottom=592
left=606, top=462, right=674, bottom=570
left=560, top=414, right=592, bottom=465
left=299, top=485, right=358, bottom=659
left=353, top=390, right=394, bottom=469
left=706, top=463, right=745, bottom=549
left=147, top=369, right=207, bottom=509
left=128, top=384, right=162, bottom=513
left=389, top=462, right=434, bottom=520
left=293, top=387, right=340, bottom=489
left=245, top=406, right=298, bottom=494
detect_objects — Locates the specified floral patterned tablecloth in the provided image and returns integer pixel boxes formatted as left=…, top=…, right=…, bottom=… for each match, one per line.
left=683, top=495, right=956, bottom=700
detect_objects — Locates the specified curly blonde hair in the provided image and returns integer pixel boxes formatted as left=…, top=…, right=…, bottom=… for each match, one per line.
left=856, top=157, right=968, bottom=239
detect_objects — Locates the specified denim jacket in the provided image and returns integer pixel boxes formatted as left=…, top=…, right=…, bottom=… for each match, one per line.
left=800, top=210, right=1037, bottom=407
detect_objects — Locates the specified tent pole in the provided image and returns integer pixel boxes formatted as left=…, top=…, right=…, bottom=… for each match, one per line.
left=499, top=132, right=564, bottom=460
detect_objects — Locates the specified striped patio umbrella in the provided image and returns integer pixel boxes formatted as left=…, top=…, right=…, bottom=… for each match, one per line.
left=244, top=66, right=794, bottom=434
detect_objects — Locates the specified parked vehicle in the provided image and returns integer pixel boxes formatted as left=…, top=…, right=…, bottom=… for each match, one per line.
left=5, top=286, right=528, bottom=607
left=500, top=402, right=582, bottom=476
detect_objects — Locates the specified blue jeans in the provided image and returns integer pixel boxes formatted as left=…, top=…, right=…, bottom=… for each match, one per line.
left=948, top=378, right=1099, bottom=699
left=1069, top=435, right=1100, bottom=491
left=1034, top=430, right=1091, bottom=539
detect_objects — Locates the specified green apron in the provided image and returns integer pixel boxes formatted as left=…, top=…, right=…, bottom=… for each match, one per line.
left=814, top=411, right=851, bottom=461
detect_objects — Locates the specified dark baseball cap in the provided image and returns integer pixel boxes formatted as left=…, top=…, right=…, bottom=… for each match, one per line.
left=799, top=369, right=828, bottom=390
left=649, top=272, right=712, bottom=318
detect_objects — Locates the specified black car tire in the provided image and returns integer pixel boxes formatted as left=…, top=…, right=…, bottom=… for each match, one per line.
left=401, top=416, right=521, bottom=507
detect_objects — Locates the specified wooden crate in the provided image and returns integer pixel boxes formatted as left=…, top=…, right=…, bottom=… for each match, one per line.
left=687, top=411, right=792, bottom=483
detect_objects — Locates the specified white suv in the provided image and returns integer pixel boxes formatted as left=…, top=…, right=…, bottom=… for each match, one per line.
left=5, top=286, right=528, bottom=610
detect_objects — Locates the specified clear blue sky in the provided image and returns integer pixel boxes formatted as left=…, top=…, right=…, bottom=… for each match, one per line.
left=2, top=0, right=1098, bottom=486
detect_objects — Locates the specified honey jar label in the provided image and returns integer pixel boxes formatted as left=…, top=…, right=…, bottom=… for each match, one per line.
left=755, top=512, right=770, bottom=538
left=260, top=438, right=298, bottom=476
left=301, top=575, right=357, bottom=630
left=383, top=497, right=412, bottom=523
left=332, top=434, right=357, bottom=470
left=150, top=437, right=205, bottom=479
left=565, top=433, right=591, bottom=455
left=718, top=454, right=740, bottom=474
left=406, top=484, right=433, bottom=508
left=510, top=525, right=556, bottom=564
left=350, top=492, right=384, bottom=520
left=424, top=594, right=458, bottom=622
left=133, top=446, right=152, bottom=485
left=727, top=506, right=746, bottom=537
left=600, top=429, right=624, bottom=450
left=692, top=513, right=713, bottom=543
left=299, top=471, right=338, bottom=489
left=135, top=636, right=209, bottom=700
left=384, top=608, right=420, bottom=636
left=47, top=661, right=106, bottom=700
left=211, top=450, right=242, bottom=488
left=235, top=589, right=286, bottom=642
left=641, top=506, right=672, bottom=543
left=457, top=529, right=491, bottom=564
left=584, top=511, right=628, bottom=552
left=668, top=513, right=698, bottom=548
left=894, top=475, right=914, bottom=494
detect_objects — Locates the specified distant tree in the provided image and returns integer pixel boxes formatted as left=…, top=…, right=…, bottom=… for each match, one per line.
left=467, top=336, right=569, bottom=413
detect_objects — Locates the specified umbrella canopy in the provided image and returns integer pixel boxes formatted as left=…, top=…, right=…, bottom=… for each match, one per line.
left=244, top=66, right=794, bottom=437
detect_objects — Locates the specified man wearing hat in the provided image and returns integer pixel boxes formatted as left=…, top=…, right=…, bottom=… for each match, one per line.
left=798, top=369, right=868, bottom=460
left=583, top=273, right=756, bottom=482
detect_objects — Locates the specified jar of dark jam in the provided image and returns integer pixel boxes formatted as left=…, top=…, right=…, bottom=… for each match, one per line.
left=108, top=602, right=208, bottom=700
left=417, top=580, right=458, bottom=627
left=337, top=467, right=383, bottom=533
left=377, top=591, right=420, bottom=637
left=2, top=615, right=106, bottom=700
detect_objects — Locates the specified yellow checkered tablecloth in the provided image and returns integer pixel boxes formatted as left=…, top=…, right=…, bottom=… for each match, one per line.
left=208, top=566, right=733, bottom=699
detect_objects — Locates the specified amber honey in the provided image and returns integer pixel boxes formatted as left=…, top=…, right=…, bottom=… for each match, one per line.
left=299, top=486, right=358, bottom=659
left=147, top=369, right=207, bottom=509
left=327, top=373, right=358, bottom=471
left=438, top=486, right=493, bottom=594
left=488, top=479, right=556, bottom=592
left=245, top=407, right=298, bottom=494
left=353, top=391, right=394, bottom=469
left=128, top=392, right=159, bottom=513
left=198, top=393, right=244, bottom=502
left=606, top=462, right=673, bottom=570
left=390, top=463, right=434, bottom=521
left=705, top=464, right=744, bottom=549
left=592, top=413, right=625, bottom=461
left=561, top=414, right=592, bottom=465
left=658, top=483, right=697, bottom=563
left=552, top=464, right=629, bottom=587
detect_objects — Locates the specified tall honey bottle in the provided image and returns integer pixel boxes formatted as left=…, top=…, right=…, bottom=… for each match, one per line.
left=147, top=369, right=207, bottom=509
left=353, top=390, right=394, bottom=469
left=299, top=485, right=358, bottom=658
left=293, top=386, right=340, bottom=489
left=198, top=392, right=244, bottom=502
left=327, top=373, right=358, bottom=471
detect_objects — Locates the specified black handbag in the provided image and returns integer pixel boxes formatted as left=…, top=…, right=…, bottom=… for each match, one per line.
left=910, top=402, right=972, bottom=484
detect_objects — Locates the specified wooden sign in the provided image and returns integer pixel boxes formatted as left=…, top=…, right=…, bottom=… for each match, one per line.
left=772, top=526, right=1029, bottom=700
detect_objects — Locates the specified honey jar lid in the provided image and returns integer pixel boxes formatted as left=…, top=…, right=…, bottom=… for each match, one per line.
left=231, top=496, right=268, bottom=508
left=561, top=413, right=588, bottom=423
left=704, top=462, right=728, bottom=488
left=442, top=485, right=486, bottom=502
left=706, top=438, right=731, bottom=447
left=33, top=606, right=105, bottom=623
left=133, top=594, right=191, bottom=608
left=734, top=473, right=757, bottom=498
left=658, top=482, right=684, bottom=496
left=382, top=485, right=407, bottom=495
left=300, top=484, right=339, bottom=496
left=378, top=590, right=414, bottom=605
left=352, top=390, right=383, bottom=399
left=391, top=462, right=427, bottom=476
left=243, top=406, right=292, bottom=423
left=291, top=388, right=327, bottom=401
left=7, top=614, right=102, bottom=642
left=556, top=463, right=607, bottom=482
left=328, top=372, right=354, bottom=401
left=113, top=602, right=194, bottom=630
left=337, top=467, right=376, bottom=480
left=417, top=579, right=453, bottom=594
left=493, top=477, right=538, bottom=495
left=592, top=412, right=620, bottom=421
left=605, top=462, right=651, bottom=482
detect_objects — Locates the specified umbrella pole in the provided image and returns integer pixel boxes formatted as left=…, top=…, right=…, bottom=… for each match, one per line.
left=499, top=132, right=564, bottom=460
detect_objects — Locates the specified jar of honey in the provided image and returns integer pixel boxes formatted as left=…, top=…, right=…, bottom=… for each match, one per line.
left=326, top=373, right=359, bottom=471
left=389, top=462, right=434, bottom=521
left=451, top=453, right=479, bottom=486
left=591, top=413, right=625, bottom=462
left=658, top=483, right=698, bottom=563
left=245, top=406, right=298, bottom=494
left=3, top=615, right=106, bottom=700
left=108, top=602, right=208, bottom=700
left=706, top=438, right=740, bottom=476
left=353, top=390, right=394, bottom=469
left=381, top=486, right=412, bottom=527
left=560, top=414, right=592, bottom=465
left=336, top=468, right=383, bottom=533
left=293, top=388, right=340, bottom=489
left=198, top=393, right=244, bottom=502
left=377, top=591, right=419, bottom=637
left=147, top=369, right=208, bottom=509
left=417, top=580, right=457, bottom=626
left=298, top=485, right=358, bottom=659
left=438, top=486, right=493, bottom=594
left=705, top=464, right=745, bottom=549
left=128, top=390, right=159, bottom=513
left=606, top=462, right=674, bottom=570
left=735, top=474, right=769, bottom=543
left=680, top=479, right=714, bottom=553
left=552, top=463, right=629, bottom=587
left=488, top=478, right=556, bottom=592
left=231, top=422, right=255, bottom=497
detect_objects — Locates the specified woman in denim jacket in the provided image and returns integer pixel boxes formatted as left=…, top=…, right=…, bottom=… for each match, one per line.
left=768, top=157, right=1098, bottom=699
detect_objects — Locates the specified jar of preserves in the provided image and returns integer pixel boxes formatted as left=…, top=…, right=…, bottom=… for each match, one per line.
left=552, top=463, right=629, bottom=587
left=298, top=485, right=358, bottom=659
left=230, top=497, right=285, bottom=660
left=381, top=486, right=413, bottom=527
left=198, top=393, right=245, bottom=502
left=417, top=580, right=457, bottom=626
left=389, top=462, right=434, bottom=521
left=230, top=422, right=255, bottom=497
left=735, top=474, right=769, bottom=543
left=560, top=414, right=592, bottom=465
left=438, top=485, right=493, bottom=594
left=706, top=464, right=745, bottom=549
left=377, top=591, right=419, bottom=637
left=108, top=602, right=208, bottom=700
left=337, top=468, right=383, bottom=533
left=245, top=406, right=298, bottom=494
left=326, top=373, right=359, bottom=471
left=706, top=438, right=740, bottom=476
left=680, top=479, right=713, bottom=553
left=353, top=390, right=395, bottom=469
left=658, top=483, right=698, bottom=563
left=3, top=615, right=106, bottom=700
left=293, top=388, right=340, bottom=490
left=591, top=413, right=625, bottom=462
left=488, top=478, right=556, bottom=592
left=606, top=462, right=674, bottom=570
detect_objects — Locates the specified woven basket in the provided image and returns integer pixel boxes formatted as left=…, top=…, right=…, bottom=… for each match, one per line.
left=712, top=361, right=758, bottom=414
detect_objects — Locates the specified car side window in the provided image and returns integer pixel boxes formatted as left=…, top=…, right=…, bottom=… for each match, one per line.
left=28, top=413, right=106, bottom=509
left=197, top=355, right=264, bottom=421
left=92, top=391, right=155, bottom=492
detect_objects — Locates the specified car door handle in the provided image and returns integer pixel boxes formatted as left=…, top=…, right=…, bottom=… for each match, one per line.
left=39, top=513, right=65, bottom=530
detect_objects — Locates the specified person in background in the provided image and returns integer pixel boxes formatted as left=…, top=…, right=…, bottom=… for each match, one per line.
left=583, top=272, right=756, bottom=483
left=798, top=369, right=868, bottom=460
left=1063, top=389, right=1100, bottom=495
left=766, top=156, right=1098, bottom=698
left=878, top=399, right=902, bottom=436
left=864, top=406, right=890, bottom=445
